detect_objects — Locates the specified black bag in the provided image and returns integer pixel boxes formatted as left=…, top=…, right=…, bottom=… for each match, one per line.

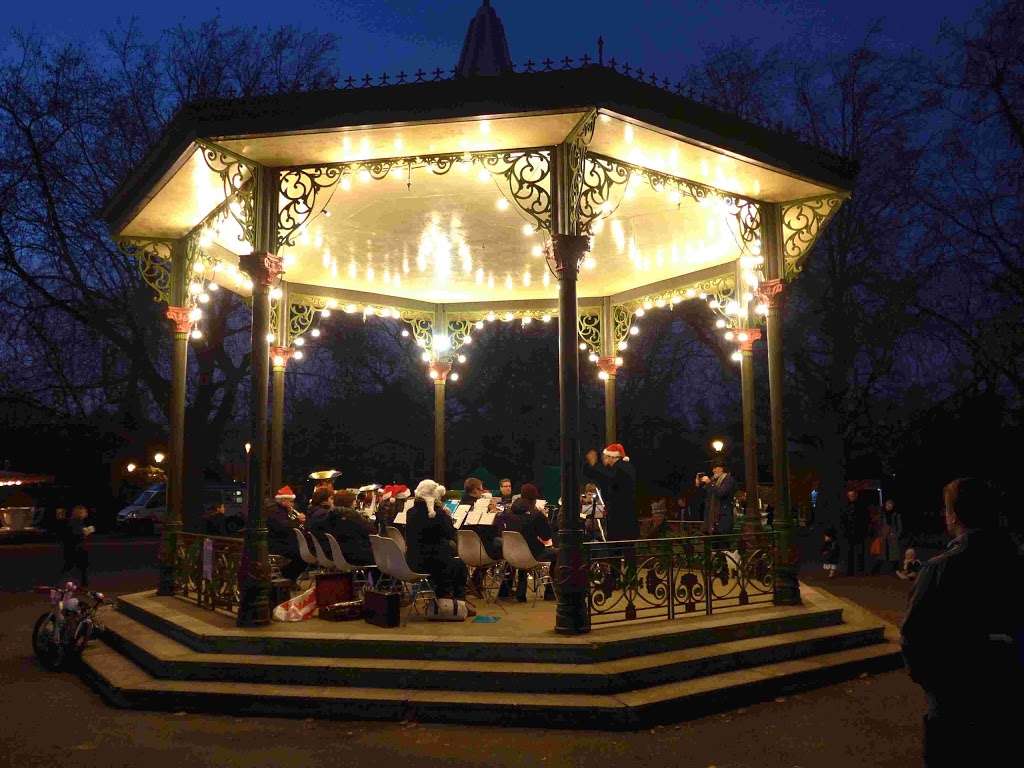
left=363, top=589, right=401, bottom=628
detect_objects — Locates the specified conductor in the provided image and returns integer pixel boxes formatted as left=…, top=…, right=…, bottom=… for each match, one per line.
left=582, top=443, right=639, bottom=541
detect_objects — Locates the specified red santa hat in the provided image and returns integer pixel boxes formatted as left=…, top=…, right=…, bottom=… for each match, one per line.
left=274, top=485, right=296, bottom=501
left=602, top=443, right=628, bottom=460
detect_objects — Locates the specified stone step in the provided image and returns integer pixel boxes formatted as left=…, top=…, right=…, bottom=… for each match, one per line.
left=115, top=591, right=847, bottom=663
left=80, top=636, right=904, bottom=730
left=101, top=609, right=887, bottom=695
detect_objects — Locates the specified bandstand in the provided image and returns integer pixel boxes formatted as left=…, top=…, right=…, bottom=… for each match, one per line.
left=86, top=2, right=901, bottom=727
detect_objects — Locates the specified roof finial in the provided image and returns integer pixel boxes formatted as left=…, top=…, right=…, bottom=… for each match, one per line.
left=456, top=1, right=513, bottom=77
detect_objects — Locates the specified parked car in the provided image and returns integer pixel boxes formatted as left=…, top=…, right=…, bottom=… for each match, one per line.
left=116, top=483, right=245, bottom=535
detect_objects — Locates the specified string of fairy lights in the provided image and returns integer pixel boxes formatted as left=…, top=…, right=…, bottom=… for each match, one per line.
left=178, top=150, right=771, bottom=381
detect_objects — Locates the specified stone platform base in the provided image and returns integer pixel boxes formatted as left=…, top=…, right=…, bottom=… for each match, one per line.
left=79, top=584, right=902, bottom=729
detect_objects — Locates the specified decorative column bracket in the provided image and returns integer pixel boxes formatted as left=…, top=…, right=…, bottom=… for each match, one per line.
left=118, top=239, right=174, bottom=304
left=780, top=194, right=847, bottom=280
left=197, top=139, right=257, bottom=245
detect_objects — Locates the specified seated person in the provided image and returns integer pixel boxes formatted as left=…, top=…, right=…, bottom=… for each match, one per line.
left=203, top=502, right=229, bottom=536
left=325, top=489, right=374, bottom=566
left=461, top=476, right=502, bottom=560
left=405, top=479, right=468, bottom=601
left=265, top=486, right=306, bottom=581
left=498, top=483, right=557, bottom=602
left=896, top=547, right=923, bottom=581
left=305, top=488, right=334, bottom=533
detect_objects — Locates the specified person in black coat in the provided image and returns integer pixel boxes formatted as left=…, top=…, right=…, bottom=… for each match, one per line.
left=405, top=480, right=467, bottom=600
left=265, top=487, right=306, bottom=581
left=900, top=478, right=1024, bottom=767
left=582, top=443, right=639, bottom=541
left=325, top=490, right=374, bottom=566
left=461, top=476, right=502, bottom=560
left=203, top=502, right=229, bottom=536
left=840, top=489, right=867, bottom=575
left=496, top=484, right=556, bottom=602
left=60, top=506, right=92, bottom=587
left=700, top=460, right=737, bottom=535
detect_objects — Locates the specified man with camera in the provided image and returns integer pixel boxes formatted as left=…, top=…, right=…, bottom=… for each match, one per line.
left=697, top=459, right=737, bottom=535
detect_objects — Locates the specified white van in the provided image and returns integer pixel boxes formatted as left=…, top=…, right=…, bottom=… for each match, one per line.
left=116, top=483, right=245, bottom=534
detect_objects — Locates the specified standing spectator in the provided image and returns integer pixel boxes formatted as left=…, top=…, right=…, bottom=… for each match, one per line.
left=880, top=499, right=903, bottom=574
left=61, top=505, right=93, bottom=587
left=699, top=460, right=737, bottom=536
left=840, top=489, right=867, bottom=575
left=821, top=527, right=840, bottom=579
left=203, top=502, right=228, bottom=536
left=901, top=478, right=1024, bottom=767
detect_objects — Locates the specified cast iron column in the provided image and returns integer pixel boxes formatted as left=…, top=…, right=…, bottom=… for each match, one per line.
left=762, top=202, right=800, bottom=604
left=237, top=164, right=281, bottom=627
left=159, top=302, right=190, bottom=596
left=599, top=297, right=617, bottom=444
left=430, top=361, right=451, bottom=484
left=270, top=346, right=292, bottom=492
left=552, top=233, right=590, bottom=635
left=739, top=329, right=762, bottom=531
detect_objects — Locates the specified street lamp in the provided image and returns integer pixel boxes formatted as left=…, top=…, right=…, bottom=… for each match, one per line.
left=711, top=439, right=725, bottom=453
left=244, top=442, right=251, bottom=455
left=126, top=462, right=136, bottom=473
left=153, top=452, right=165, bottom=464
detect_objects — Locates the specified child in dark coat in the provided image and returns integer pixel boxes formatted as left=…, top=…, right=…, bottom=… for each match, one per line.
left=821, top=528, right=840, bottom=579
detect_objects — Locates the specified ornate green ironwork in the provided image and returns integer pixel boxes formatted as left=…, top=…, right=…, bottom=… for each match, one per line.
left=173, top=532, right=243, bottom=614
left=612, top=305, right=635, bottom=347
left=197, top=140, right=256, bottom=244
left=561, top=109, right=597, bottom=236
left=577, top=313, right=601, bottom=352
left=118, top=239, right=174, bottom=303
left=578, top=155, right=631, bottom=234
left=781, top=194, right=845, bottom=279
left=276, top=149, right=553, bottom=248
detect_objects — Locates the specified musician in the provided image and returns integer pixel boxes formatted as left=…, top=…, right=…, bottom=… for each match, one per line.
left=497, top=484, right=556, bottom=602
left=266, top=486, right=306, bottom=581
left=581, top=483, right=606, bottom=541
left=497, top=478, right=515, bottom=509
left=305, top=488, right=333, bottom=534
left=406, top=479, right=469, bottom=601
left=462, top=477, right=502, bottom=560
left=308, top=469, right=341, bottom=508
left=322, top=489, right=374, bottom=566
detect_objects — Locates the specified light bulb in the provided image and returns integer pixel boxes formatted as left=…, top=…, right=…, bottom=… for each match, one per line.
left=265, top=333, right=275, bottom=343
left=629, top=326, right=639, bottom=336
left=457, top=354, right=466, bottom=363
left=270, top=287, right=283, bottom=300
left=671, top=295, right=682, bottom=304
left=655, top=299, right=666, bottom=308
left=521, top=224, right=533, bottom=236
left=450, top=372, right=460, bottom=381
left=293, top=350, right=304, bottom=360
left=273, top=355, right=285, bottom=367
left=636, top=308, right=645, bottom=317
left=731, top=350, right=743, bottom=362
left=756, top=303, right=769, bottom=316
left=643, top=301, right=653, bottom=310
left=588, top=353, right=598, bottom=362
left=477, top=169, right=490, bottom=183
left=416, top=338, right=427, bottom=348
left=541, top=314, right=551, bottom=323
left=724, top=331, right=735, bottom=341
left=738, top=332, right=749, bottom=342
left=321, top=308, right=331, bottom=318
left=189, top=282, right=202, bottom=295
left=583, top=256, right=596, bottom=270
left=496, top=198, right=510, bottom=211
left=615, top=356, right=623, bottom=366
left=486, top=312, right=496, bottom=322
left=311, top=328, right=321, bottom=337
left=401, top=329, right=410, bottom=337
left=617, top=341, right=628, bottom=351
left=579, top=343, right=588, bottom=351
left=598, top=370, right=609, bottom=381
left=208, top=282, right=219, bottom=292
left=709, top=299, right=720, bottom=309
left=686, top=288, right=696, bottom=298
left=504, top=312, right=514, bottom=322
left=421, top=352, right=430, bottom=362
left=522, top=316, right=532, bottom=325
left=429, top=369, right=439, bottom=380
left=475, top=321, right=484, bottom=330
left=345, top=304, right=357, bottom=313
left=198, top=293, right=210, bottom=303
left=188, top=308, right=202, bottom=321
left=715, top=319, right=727, bottom=329
left=294, top=337, right=305, bottom=347
left=190, top=329, right=203, bottom=340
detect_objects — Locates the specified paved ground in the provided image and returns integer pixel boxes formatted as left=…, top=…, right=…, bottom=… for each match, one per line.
left=0, top=539, right=927, bottom=768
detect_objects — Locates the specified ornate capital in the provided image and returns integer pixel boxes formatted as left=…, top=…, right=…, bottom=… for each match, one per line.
left=597, top=356, right=619, bottom=376
left=165, top=306, right=192, bottom=335
left=737, top=328, right=762, bottom=352
left=270, top=346, right=293, bottom=370
left=546, top=234, right=591, bottom=277
left=429, top=360, right=452, bottom=382
left=238, top=251, right=283, bottom=288
left=758, top=278, right=785, bottom=310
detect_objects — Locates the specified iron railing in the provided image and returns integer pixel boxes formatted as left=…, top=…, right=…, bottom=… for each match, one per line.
left=173, top=533, right=243, bottom=614
left=584, top=531, right=776, bottom=626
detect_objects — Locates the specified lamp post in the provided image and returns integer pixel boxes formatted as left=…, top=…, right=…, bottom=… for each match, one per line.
left=126, top=463, right=136, bottom=474
left=711, top=439, right=725, bottom=454
left=153, top=452, right=165, bottom=465
left=244, top=442, right=251, bottom=519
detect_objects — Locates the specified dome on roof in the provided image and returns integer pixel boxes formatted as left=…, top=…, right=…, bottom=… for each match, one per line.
left=456, top=1, right=513, bottom=77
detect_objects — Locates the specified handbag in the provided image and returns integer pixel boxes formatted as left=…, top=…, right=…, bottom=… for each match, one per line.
left=869, top=537, right=882, bottom=557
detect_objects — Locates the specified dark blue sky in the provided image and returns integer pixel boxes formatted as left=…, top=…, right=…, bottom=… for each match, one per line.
left=7, top=0, right=975, bottom=77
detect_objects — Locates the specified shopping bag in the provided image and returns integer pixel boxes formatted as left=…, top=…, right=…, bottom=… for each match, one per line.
left=272, top=586, right=318, bottom=622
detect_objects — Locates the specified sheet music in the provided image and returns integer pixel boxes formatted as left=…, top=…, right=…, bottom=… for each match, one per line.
left=535, top=499, right=546, bottom=512
left=453, top=504, right=470, bottom=529
left=465, top=498, right=491, bottom=526
left=477, top=511, right=496, bottom=525
left=393, top=498, right=415, bottom=525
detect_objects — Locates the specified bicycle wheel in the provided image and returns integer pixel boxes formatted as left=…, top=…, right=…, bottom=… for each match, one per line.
left=32, top=612, right=65, bottom=670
